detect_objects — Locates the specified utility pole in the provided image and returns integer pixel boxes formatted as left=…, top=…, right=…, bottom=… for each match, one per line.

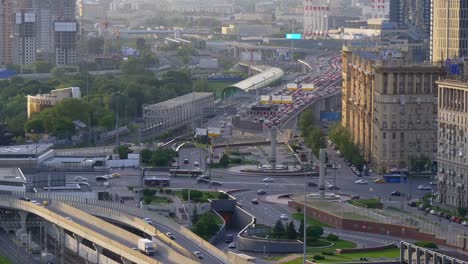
left=303, top=171, right=307, bottom=264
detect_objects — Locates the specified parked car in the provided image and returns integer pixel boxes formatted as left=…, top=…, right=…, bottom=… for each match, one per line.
left=183, top=158, right=189, bottom=164
left=418, top=185, right=432, bottom=191
left=194, top=161, right=200, bottom=167
left=19, top=197, right=31, bottom=202
left=74, top=176, right=88, bottom=182
left=279, top=214, right=289, bottom=220
left=391, top=191, right=401, bottom=197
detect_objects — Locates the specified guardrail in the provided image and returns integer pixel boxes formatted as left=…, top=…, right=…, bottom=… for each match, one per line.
left=10, top=192, right=228, bottom=263
left=0, top=196, right=160, bottom=264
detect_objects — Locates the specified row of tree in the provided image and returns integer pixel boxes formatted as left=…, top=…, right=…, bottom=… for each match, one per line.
left=328, top=123, right=365, bottom=169
left=298, top=110, right=326, bottom=158
left=271, top=219, right=324, bottom=243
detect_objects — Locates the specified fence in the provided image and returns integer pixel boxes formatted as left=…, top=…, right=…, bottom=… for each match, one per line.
left=53, top=146, right=115, bottom=157
left=8, top=192, right=228, bottom=264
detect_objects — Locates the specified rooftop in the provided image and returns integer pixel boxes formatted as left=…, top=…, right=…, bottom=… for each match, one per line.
left=145, top=92, right=213, bottom=110
left=0, top=168, right=26, bottom=183
left=0, top=144, right=53, bottom=157
left=229, top=67, right=284, bottom=91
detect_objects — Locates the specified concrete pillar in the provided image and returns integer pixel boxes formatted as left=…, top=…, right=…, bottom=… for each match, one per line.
left=416, top=249, right=423, bottom=264
left=400, top=242, right=406, bottom=263
left=93, top=243, right=103, bottom=264
left=319, top=149, right=326, bottom=199
left=73, top=234, right=83, bottom=255
left=270, top=128, right=277, bottom=169
left=408, top=247, right=414, bottom=264
left=18, top=211, right=28, bottom=231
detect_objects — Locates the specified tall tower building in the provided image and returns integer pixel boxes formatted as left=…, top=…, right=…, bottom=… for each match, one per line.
left=388, top=0, right=401, bottom=24
left=0, top=0, right=14, bottom=65
left=303, top=0, right=330, bottom=37
left=14, top=10, right=37, bottom=66
left=431, top=0, right=468, bottom=62
left=33, top=0, right=54, bottom=61
left=52, top=0, right=78, bottom=65
left=370, top=0, right=388, bottom=19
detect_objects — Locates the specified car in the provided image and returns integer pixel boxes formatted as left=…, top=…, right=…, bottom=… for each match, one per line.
left=210, top=181, right=223, bottom=186
left=418, top=204, right=427, bottom=210
left=30, top=200, right=40, bottom=205
left=354, top=179, right=368, bottom=184
left=391, top=191, right=401, bottom=197
left=19, top=197, right=31, bottom=202
left=65, top=216, right=73, bottom=221
left=374, top=179, right=386, bottom=184
left=452, top=217, right=463, bottom=224
left=429, top=181, right=437, bottom=185
left=74, top=176, right=88, bottom=182
left=96, top=175, right=112, bottom=181
left=194, top=161, right=200, bottom=167
left=166, top=232, right=175, bottom=240
left=418, top=185, right=432, bottom=190
left=111, top=173, right=121, bottom=178
left=197, top=177, right=210, bottom=184
left=307, top=182, right=318, bottom=187
left=430, top=210, right=438, bottom=215
left=251, top=199, right=259, bottom=204
left=257, top=189, right=266, bottom=195
left=462, top=221, right=468, bottom=226
left=228, top=242, right=236, bottom=249
left=262, top=177, right=274, bottom=182
left=193, top=251, right=203, bottom=259
left=279, top=214, right=289, bottom=220
left=183, top=158, right=189, bottom=164
left=328, top=185, right=340, bottom=190
left=143, top=217, right=153, bottom=225
left=225, top=234, right=234, bottom=243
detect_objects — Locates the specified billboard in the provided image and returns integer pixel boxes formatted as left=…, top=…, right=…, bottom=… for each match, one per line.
left=196, top=128, right=207, bottom=136
left=281, top=96, right=293, bottom=104
left=286, top=33, right=302, bottom=40
left=54, top=21, right=77, bottom=32
left=208, top=127, right=221, bottom=137
left=287, top=83, right=298, bottom=90
left=301, top=83, right=315, bottom=91
left=260, top=95, right=270, bottom=104
left=271, top=96, right=282, bottom=104
left=240, top=51, right=262, bottom=62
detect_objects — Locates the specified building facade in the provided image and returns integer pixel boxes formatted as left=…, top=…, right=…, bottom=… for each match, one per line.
left=431, top=0, right=468, bottom=62
left=27, top=87, right=81, bottom=118
left=436, top=79, right=468, bottom=208
left=303, top=0, right=329, bottom=37
left=342, top=45, right=441, bottom=173
left=0, top=0, right=14, bottom=66
left=14, top=10, right=37, bottom=66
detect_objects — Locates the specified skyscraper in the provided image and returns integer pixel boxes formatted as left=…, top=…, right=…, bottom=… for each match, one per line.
left=431, top=0, right=468, bottom=62
left=14, top=10, right=37, bottom=66
left=0, top=0, right=14, bottom=65
left=303, top=0, right=329, bottom=37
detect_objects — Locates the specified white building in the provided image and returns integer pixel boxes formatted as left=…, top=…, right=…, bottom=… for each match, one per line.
left=27, top=87, right=81, bottom=118
left=303, top=0, right=330, bottom=37
left=0, top=168, right=26, bottom=193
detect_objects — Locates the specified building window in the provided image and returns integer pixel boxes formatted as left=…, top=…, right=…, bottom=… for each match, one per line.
left=383, top=132, right=387, bottom=139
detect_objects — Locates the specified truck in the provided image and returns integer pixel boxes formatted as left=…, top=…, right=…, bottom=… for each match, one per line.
left=138, top=238, right=156, bottom=255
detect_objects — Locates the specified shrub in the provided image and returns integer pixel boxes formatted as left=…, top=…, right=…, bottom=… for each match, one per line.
left=143, top=197, right=152, bottom=204
left=142, top=189, right=156, bottom=197
left=414, top=241, right=438, bottom=249
left=326, top=234, right=339, bottom=241
left=322, top=251, right=335, bottom=256
left=218, top=192, right=229, bottom=199
left=313, top=255, right=325, bottom=260
left=165, top=189, right=172, bottom=194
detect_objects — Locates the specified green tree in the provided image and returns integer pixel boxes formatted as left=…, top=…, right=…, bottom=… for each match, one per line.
left=272, top=219, right=285, bottom=238
left=181, top=189, right=203, bottom=202
left=51, top=67, right=66, bottom=81
left=32, top=61, right=53, bottom=73
left=306, top=226, right=323, bottom=242
left=150, top=148, right=178, bottom=166
left=141, top=149, right=152, bottom=164
left=299, top=109, right=314, bottom=135
left=219, top=153, right=230, bottom=167
left=298, top=218, right=304, bottom=238
left=286, top=221, right=298, bottom=239
left=458, top=207, right=468, bottom=218
left=193, top=213, right=220, bottom=240
left=116, top=145, right=133, bottom=159
left=120, top=57, right=146, bottom=75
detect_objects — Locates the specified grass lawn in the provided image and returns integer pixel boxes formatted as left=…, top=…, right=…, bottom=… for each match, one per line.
left=292, top=212, right=332, bottom=228
left=210, top=211, right=224, bottom=225
left=307, top=239, right=357, bottom=254
left=175, top=190, right=221, bottom=203
left=207, top=81, right=236, bottom=98
left=285, top=248, right=399, bottom=264
left=148, top=196, right=173, bottom=205
left=0, top=256, right=11, bottom=264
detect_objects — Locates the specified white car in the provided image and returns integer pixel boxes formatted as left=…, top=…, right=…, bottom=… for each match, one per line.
left=262, top=177, right=274, bottom=182
left=228, top=242, right=236, bottom=249
left=462, top=221, right=468, bottom=226
left=418, top=185, right=432, bottom=190
left=143, top=217, right=153, bottom=225
left=74, top=176, right=88, bottom=182
left=96, top=175, right=112, bottom=181
left=279, top=214, right=289, bottom=220
left=354, top=179, right=368, bottom=184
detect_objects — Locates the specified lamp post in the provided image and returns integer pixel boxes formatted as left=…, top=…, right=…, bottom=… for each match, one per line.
left=111, top=92, right=121, bottom=149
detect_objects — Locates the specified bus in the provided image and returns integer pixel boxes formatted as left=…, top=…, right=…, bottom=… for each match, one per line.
left=143, top=177, right=170, bottom=187
left=169, top=169, right=204, bottom=177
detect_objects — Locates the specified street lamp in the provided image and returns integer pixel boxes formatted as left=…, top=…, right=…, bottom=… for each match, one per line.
left=111, top=92, right=121, bottom=149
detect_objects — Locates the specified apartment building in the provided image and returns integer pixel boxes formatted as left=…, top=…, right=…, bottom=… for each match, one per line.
left=27, top=87, right=81, bottom=118
left=436, top=79, right=468, bottom=208
left=0, top=0, right=14, bottom=65
left=342, top=44, right=441, bottom=173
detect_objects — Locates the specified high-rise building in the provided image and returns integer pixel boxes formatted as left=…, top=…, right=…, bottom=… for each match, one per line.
left=0, top=0, right=14, bottom=66
left=33, top=0, right=54, bottom=61
left=342, top=43, right=441, bottom=173
left=436, top=77, right=468, bottom=208
left=14, top=10, right=37, bottom=66
left=369, top=0, right=388, bottom=19
left=303, top=0, right=329, bottom=37
left=388, top=0, right=401, bottom=24
left=431, top=0, right=468, bottom=62
left=54, top=21, right=78, bottom=65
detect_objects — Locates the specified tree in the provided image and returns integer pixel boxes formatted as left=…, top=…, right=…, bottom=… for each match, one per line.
left=116, top=145, right=133, bottom=159
left=141, top=149, right=152, bottom=164
left=219, top=153, right=230, bottom=167
left=191, top=207, right=199, bottom=224
left=306, top=226, right=323, bottom=242
left=120, top=57, right=146, bottom=75
left=51, top=67, right=66, bottom=81
left=286, top=221, right=298, bottom=239
left=458, top=207, right=468, bottom=218
left=87, top=37, right=105, bottom=55
left=181, top=189, right=203, bottom=202
left=272, top=219, right=285, bottom=238
left=298, top=218, right=305, bottom=238
left=299, top=109, right=314, bottom=136
left=193, top=213, right=220, bottom=240
left=32, top=61, right=53, bottom=73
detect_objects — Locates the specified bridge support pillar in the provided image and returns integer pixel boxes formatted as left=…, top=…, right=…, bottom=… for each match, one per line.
left=121, top=257, right=133, bottom=264
left=93, top=243, right=103, bottom=264
left=424, top=250, right=431, bottom=264
left=416, top=248, right=423, bottom=264
left=18, top=211, right=28, bottom=231
left=73, top=234, right=83, bottom=255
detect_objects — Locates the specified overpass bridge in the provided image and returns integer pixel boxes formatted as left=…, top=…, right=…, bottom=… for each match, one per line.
left=0, top=193, right=230, bottom=264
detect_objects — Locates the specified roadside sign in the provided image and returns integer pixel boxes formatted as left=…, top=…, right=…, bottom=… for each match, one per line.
left=196, top=128, right=207, bottom=136
left=286, top=33, right=302, bottom=40
left=207, top=127, right=221, bottom=137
